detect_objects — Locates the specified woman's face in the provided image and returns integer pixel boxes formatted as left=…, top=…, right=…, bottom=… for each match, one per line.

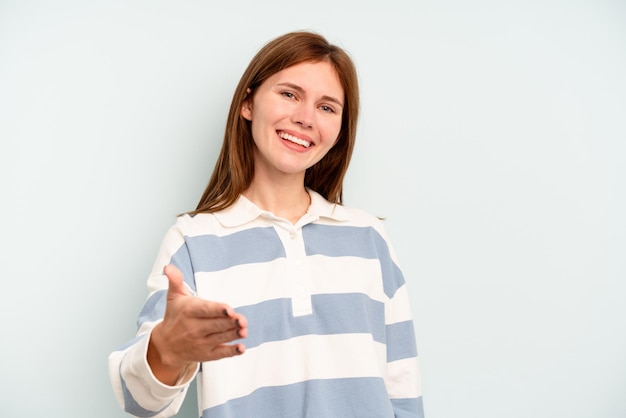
left=241, top=60, right=344, bottom=180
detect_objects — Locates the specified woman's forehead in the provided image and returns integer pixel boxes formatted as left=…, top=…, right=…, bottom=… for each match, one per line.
left=264, top=61, right=344, bottom=100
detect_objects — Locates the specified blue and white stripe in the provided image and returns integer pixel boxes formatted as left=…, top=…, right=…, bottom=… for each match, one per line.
left=109, top=191, right=424, bottom=417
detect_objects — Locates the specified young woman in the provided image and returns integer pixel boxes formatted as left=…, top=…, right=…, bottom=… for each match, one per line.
left=109, top=31, right=424, bottom=418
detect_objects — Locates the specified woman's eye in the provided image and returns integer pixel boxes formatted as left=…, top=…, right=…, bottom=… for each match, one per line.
left=320, top=105, right=335, bottom=113
left=282, top=91, right=295, bottom=99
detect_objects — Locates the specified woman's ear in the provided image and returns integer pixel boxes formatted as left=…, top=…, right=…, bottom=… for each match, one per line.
left=241, top=88, right=253, bottom=121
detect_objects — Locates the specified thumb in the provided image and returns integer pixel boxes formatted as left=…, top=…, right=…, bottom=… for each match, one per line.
left=163, top=264, right=190, bottom=298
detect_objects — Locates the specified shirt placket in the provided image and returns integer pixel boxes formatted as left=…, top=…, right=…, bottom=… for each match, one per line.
left=273, top=223, right=313, bottom=317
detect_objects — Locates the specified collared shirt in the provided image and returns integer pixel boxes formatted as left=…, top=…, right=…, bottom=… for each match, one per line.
left=109, top=190, right=424, bottom=418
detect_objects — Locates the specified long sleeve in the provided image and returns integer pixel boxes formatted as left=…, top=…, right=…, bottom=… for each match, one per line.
left=108, top=222, right=198, bottom=417
left=385, top=282, right=425, bottom=417
left=375, top=221, right=425, bottom=418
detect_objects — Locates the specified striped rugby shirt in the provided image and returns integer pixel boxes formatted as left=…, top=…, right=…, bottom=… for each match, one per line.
left=109, top=190, right=424, bottom=417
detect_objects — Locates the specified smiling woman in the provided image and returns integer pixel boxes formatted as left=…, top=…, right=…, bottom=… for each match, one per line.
left=108, top=31, right=424, bottom=418
left=240, top=61, right=344, bottom=217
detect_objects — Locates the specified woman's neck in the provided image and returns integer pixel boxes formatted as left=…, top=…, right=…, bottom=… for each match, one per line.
left=243, top=174, right=311, bottom=224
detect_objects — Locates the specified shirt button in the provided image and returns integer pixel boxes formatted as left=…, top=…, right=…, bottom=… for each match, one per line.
left=295, top=259, right=303, bottom=266
left=289, top=232, right=296, bottom=239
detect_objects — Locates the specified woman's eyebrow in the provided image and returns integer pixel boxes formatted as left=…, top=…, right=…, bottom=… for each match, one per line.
left=276, top=82, right=344, bottom=108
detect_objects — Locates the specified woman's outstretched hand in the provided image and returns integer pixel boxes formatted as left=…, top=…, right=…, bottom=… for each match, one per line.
left=147, top=264, right=247, bottom=385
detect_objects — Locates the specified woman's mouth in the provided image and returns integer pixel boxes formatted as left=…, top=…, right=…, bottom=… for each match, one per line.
left=278, top=131, right=311, bottom=148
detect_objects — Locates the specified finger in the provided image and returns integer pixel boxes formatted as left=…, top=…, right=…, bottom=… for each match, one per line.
left=190, top=314, right=248, bottom=339
left=192, top=300, right=241, bottom=320
left=213, top=324, right=247, bottom=348
left=214, top=324, right=247, bottom=341
left=230, top=312, right=248, bottom=329
left=208, top=343, right=246, bottom=361
left=164, top=264, right=189, bottom=298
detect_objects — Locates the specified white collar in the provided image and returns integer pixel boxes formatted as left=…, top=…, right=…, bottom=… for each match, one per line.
left=213, top=189, right=350, bottom=228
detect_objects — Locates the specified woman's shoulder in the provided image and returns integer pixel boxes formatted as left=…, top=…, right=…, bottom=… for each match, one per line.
left=170, top=197, right=264, bottom=236
left=168, top=211, right=224, bottom=237
left=310, top=189, right=384, bottom=228
left=336, top=202, right=386, bottom=227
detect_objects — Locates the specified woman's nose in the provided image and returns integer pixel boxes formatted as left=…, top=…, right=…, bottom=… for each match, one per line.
left=292, top=104, right=314, bottom=128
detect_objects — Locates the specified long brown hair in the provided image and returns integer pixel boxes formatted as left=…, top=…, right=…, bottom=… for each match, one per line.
left=191, top=31, right=360, bottom=215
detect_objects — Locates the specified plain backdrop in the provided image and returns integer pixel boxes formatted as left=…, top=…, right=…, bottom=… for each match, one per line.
left=1, top=1, right=624, bottom=417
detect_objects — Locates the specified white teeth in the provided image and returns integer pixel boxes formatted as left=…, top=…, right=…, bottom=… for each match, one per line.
left=279, top=132, right=311, bottom=148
